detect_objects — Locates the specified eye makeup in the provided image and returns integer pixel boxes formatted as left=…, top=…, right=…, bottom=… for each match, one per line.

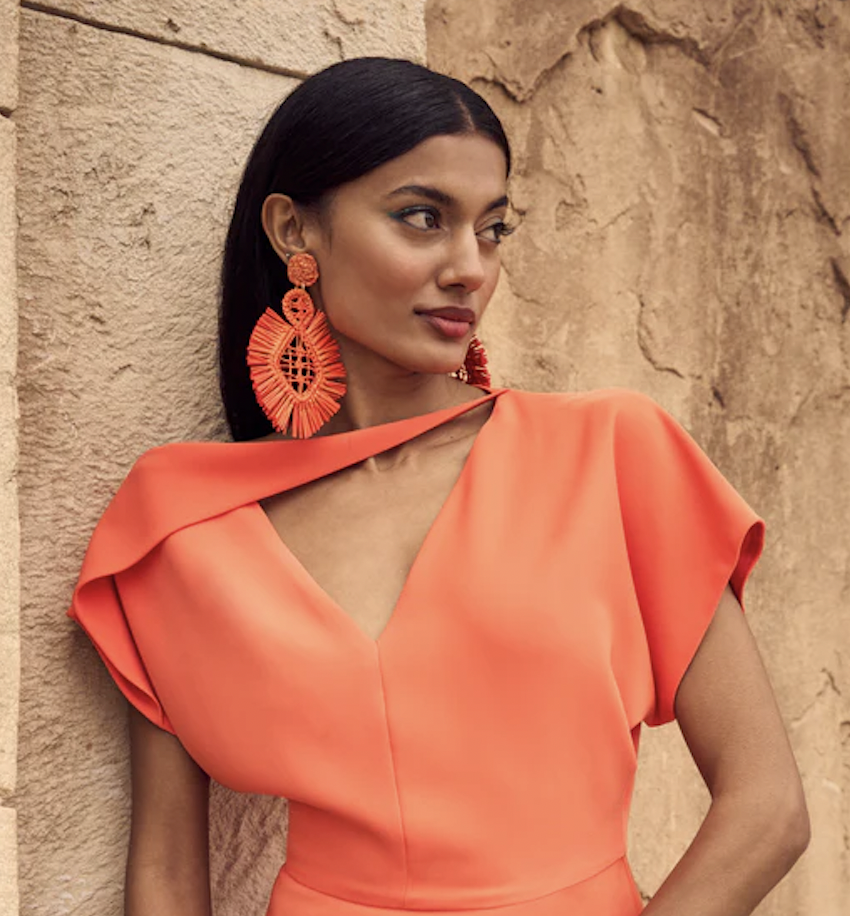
left=390, top=205, right=517, bottom=243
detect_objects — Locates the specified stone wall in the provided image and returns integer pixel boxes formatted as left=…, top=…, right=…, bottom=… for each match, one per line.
left=0, top=0, right=20, bottom=910
left=8, top=0, right=848, bottom=913
left=427, top=1, right=849, bottom=914
left=12, top=3, right=426, bottom=914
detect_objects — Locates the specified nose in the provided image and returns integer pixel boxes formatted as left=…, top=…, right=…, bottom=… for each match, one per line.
left=438, top=228, right=487, bottom=293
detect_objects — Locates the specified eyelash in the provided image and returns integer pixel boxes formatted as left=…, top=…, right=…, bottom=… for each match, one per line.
left=393, top=206, right=517, bottom=244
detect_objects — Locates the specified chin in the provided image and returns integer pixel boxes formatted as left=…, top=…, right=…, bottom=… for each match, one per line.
left=373, top=337, right=463, bottom=377
left=404, top=353, right=467, bottom=378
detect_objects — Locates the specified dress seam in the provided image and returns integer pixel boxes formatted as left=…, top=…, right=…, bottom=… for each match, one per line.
left=280, top=850, right=630, bottom=911
left=376, top=647, right=410, bottom=905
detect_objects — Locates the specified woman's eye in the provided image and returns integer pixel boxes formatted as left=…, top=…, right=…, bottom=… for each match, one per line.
left=396, top=208, right=439, bottom=230
left=478, top=220, right=516, bottom=244
left=393, top=208, right=516, bottom=243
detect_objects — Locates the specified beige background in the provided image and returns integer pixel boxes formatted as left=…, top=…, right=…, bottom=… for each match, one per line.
left=2, top=0, right=847, bottom=913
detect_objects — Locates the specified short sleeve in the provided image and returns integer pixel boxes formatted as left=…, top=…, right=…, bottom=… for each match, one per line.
left=613, top=391, right=765, bottom=727
left=69, top=571, right=176, bottom=734
left=68, top=449, right=181, bottom=734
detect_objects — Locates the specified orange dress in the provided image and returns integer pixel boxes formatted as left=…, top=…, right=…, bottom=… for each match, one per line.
left=69, top=387, right=764, bottom=916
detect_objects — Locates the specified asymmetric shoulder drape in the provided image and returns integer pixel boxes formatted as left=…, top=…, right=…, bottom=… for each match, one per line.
left=69, top=387, right=764, bottom=916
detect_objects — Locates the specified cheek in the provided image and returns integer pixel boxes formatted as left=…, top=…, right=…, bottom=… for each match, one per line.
left=325, top=232, right=435, bottom=306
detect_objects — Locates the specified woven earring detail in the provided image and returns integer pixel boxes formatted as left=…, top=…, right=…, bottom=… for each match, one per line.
left=453, top=335, right=491, bottom=388
left=247, top=252, right=347, bottom=438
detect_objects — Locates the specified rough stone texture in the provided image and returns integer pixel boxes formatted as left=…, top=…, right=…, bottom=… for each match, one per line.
left=0, top=4, right=20, bottom=910
left=0, top=0, right=19, bottom=111
left=14, top=10, right=298, bottom=915
left=23, top=0, right=427, bottom=73
left=0, top=806, right=18, bottom=916
left=428, top=1, right=849, bottom=913
left=0, top=115, right=18, bottom=802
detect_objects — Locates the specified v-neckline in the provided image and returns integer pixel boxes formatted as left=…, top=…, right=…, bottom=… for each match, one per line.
left=248, top=391, right=504, bottom=650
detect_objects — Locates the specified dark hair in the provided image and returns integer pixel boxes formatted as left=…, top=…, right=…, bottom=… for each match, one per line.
left=219, top=56, right=512, bottom=441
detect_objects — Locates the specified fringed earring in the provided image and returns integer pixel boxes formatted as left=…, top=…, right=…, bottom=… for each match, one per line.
left=246, top=252, right=347, bottom=439
left=453, top=335, right=491, bottom=388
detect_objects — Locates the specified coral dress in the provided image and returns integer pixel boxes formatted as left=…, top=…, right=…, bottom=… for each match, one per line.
left=69, top=387, right=764, bottom=916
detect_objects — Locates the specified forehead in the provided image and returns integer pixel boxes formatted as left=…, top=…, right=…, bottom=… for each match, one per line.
left=344, top=134, right=508, bottom=206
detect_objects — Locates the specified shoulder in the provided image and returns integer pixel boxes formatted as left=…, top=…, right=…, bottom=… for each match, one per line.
left=503, top=386, right=675, bottom=435
left=101, top=438, right=243, bottom=540
left=505, top=385, right=663, bottom=411
left=100, top=443, right=201, bottom=524
left=128, top=438, right=227, bottom=473
left=122, top=438, right=244, bottom=495
left=74, top=437, right=261, bottom=591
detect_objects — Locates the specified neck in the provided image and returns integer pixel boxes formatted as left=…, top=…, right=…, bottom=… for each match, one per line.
left=318, top=340, right=485, bottom=434
left=322, top=374, right=484, bottom=435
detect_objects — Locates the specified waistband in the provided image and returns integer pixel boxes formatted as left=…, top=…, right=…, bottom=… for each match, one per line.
left=265, top=856, right=643, bottom=916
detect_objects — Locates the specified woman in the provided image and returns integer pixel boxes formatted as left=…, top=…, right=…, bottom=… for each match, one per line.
left=69, top=58, right=809, bottom=916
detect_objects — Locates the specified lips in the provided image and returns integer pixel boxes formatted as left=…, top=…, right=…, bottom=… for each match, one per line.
left=415, top=306, right=476, bottom=340
left=417, top=306, right=476, bottom=323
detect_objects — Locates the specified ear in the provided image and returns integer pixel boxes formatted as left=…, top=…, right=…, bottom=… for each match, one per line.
left=261, top=193, right=310, bottom=262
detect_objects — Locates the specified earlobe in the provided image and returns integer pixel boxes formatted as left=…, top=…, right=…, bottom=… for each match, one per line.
left=261, top=193, right=307, bottom=262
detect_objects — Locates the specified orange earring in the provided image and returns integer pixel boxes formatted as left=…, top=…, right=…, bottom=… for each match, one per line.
left=453, top=335, right=491, bottom=388
left=246, top=252, right=347, bottom=439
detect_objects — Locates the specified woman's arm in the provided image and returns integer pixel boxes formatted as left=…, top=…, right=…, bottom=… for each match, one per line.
left=642, top=585, right=810, bottom=916
left=125, top=706, right=212, bottom=916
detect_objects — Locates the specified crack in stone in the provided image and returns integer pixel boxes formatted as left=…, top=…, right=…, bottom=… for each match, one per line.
left=813, top=187, right=841, bottom=236
left=776, top=93, right=843, bottom=237
left=473, top=0, right=766, bottom=109
left=486, top=43, right=574, bottom=104
left=791, top=667, right=844, bottom=727
left=822, top=668, right=842, bottom=697
left=612, top=5, right=711, bottom=68
left=636, top=295, right=686, bottom=379
left=19, top=0, right=310, bottom=80
left=831, top=259, right=850, bottom=323
left=590, top=203, right=637, bottom=232
left=483, top=2, right=715, bottom=104
left=778, top=92, right=820, bottom=178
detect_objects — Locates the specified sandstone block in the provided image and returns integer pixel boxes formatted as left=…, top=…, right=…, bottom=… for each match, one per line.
left=32, top=0, right=427, bottom=73
left=15, top=11, right=298, bottom=914
left=0, top=112, right=18, bottom=802
left=0, top=0, right=18, bottom=111
left=0, top=806, right=18, bottom=916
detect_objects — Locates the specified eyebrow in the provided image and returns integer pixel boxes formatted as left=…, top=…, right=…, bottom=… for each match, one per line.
left=385, top=184, right=509, bottom=212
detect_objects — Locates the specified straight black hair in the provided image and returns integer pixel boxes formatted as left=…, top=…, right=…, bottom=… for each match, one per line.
left=219, top=57, right=512, bottom=441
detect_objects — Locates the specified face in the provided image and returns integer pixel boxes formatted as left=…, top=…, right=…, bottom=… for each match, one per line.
left=264, top=133, right=512, bottom=380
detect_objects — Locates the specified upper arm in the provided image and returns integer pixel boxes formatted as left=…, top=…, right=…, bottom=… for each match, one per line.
left=126, top=706, right=211, bottom=915
left=674, top=585, right=807, bottom=820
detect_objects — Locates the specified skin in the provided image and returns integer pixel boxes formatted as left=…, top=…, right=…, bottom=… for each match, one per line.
left=125, top=132, right=809, bottom=916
